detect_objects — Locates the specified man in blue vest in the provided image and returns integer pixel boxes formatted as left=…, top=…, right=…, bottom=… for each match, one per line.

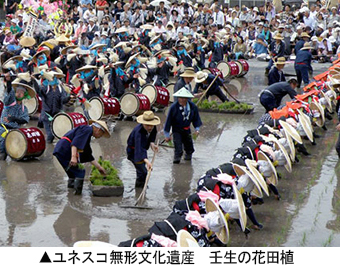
left=164, top=88, right=202, bottom=164
left=295, top=42, right=313, bottom=88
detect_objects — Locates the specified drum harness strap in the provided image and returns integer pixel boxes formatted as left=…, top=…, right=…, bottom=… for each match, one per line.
left=1, top=124, right=8, bottom=138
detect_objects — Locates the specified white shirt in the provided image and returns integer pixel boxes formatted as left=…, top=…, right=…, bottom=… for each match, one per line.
left=303, top=15, right=316, bottom=30
left=213, top=11, right=225, bottom=26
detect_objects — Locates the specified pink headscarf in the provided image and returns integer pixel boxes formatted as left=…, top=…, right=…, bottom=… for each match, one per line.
left=197, top=190, right=219, bottom=204
left=151, top=234, right=177, bottom=247
left=185, top=211, right=209, bottom=230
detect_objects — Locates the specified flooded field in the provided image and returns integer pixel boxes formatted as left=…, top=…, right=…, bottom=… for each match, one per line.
left=0, top=60, right=339, bottom=247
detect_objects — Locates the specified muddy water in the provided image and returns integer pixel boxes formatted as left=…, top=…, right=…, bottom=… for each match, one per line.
left=0, top=60, right=338, bottom=247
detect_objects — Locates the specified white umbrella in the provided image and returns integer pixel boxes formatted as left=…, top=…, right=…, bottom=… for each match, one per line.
left=150, top=0, right=171, bottom=7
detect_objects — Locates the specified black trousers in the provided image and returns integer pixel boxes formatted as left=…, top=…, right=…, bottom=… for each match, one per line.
left=132, top=161, right=148, bottom=182
left=173, top=131, right=194, bottom=159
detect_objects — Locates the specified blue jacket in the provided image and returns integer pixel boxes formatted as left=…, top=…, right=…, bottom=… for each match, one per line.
left=164, top=101, right=202, bottom=135
left=294, top=39, right=305, bottom=55
left=126, top=124, right=157, bottom=163
left=295, top=49, right=312, bottom=71
left=194, top=74, right=224, bottom=95
left=268, top=66, right=286, bottom=86
left=269, top=40, right=285, bottom=58
left=53, top=125, right=94, bottom=164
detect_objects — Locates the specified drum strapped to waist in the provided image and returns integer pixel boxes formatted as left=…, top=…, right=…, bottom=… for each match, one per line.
left=120, top=92, right=151, bottom=117
left=5, top=127, right=46, bottom=160
left=202, top=68, right=224, bottom=79
left=88, top=97, right=121, bottom=120
left=51, top=112, right=88, bottom=139
left=216, top=61, right=239, bottom=79
left=235, top=59, right=249, bottom=77
left=141, top=84, right=170, bottom=109
left=23, top=95, right=42, bottom=116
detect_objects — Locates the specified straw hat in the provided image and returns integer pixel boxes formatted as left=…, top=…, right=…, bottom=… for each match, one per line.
left=125, top=52, right=140, bottom=68
left=296, top=110, right=314, bottom=142
left=279, top=120, right=303, bottom=144
left=72, top=47, right=91, bottom=55
left=179, top=68, right=196, bottom=78
left=245, top=159, right=270, bottom=196
left=141, top=24, right=154, bottom=30
left=261, top=135, right=292, bottom=173
left=319, top=90, right=332, bottom=112
left=194, top=71, right=209, bottom=83
left=90, top=43, right=107, bottom=50
left=115, top=27, right=129, bottom=34
left=301, top=32, right=310, bottom=38
left=75, top=65, right=97, bottom=73
left=205, top=198, right=229, bottom=244
left=55, top=34, right=70, bottom=42
left=232, top=163, right=263, bottom=198
left=150, top=35, right=161, bottom=45
left=274, top=57, right=286, bottom=66
left=177, top=230, right=199, bottom=247
left=273, top=33, right=284, bottom=40
left=60, top=45, right=77, bottom=55
left=89, top=120, right=111, bottom=138
left=32, top=48, right=51, bottom=63
left=301, top=42, right=313, bottom=50
left=12, top=81, right=36, bottom=98
left=257, top=151, right=278, bottom=186
left=19, top=36, right=36, bottom=47
left=2, top=55, right=23, bottom=70
left=136, top=111, right=160, bottom=126
left=310, top=101, right=325, bottom=127
left=231, top=184, right=247, bottom=232
left=173, top=87, right=194, bottom=98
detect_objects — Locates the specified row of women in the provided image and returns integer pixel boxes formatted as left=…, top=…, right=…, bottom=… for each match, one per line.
left=99, top=64, right=338, bottom=247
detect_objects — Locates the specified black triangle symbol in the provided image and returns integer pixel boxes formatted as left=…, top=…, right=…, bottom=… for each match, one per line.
left=40, top=252, right=52, bottom=263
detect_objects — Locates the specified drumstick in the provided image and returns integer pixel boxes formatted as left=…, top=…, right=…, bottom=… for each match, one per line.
left=135, top=139, right=160, bottom=206
left=196, top=75, right=219, bottom=106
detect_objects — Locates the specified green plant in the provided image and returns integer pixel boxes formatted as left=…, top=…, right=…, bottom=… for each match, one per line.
left=90, top=157, right=123, bottom=186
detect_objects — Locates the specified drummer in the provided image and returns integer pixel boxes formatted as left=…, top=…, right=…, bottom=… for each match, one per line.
left=193, top=71, right=229, bottom=102
left=0, top=74, right=32, bottom=160
left=36, top=70, right=72, bottom=143
left=149, top=56, right=173, bottom=87
left=76, top=65, right=100, bottom=100
left=164, top=88, right=202, bottom=164
left=53, top=120, right=110, bottom=195
left=126, top=111, right=160, bottom=188
left=108, top=61, right=128, bottom=99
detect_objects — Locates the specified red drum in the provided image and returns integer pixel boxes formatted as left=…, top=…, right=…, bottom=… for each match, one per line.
left=235, top=59, right=249, bottom=77
left=227, top=61, right=240, bottom=78
left=51, top=112, right=88, bottom=139
left=141, top=84, right=170, bottom=108
left=120, top=93, right=150, bottom=116
left=202, top=68, right=224, bottom=79
left=88, top=97, right=121, bottom=120
left=5, top=127, right=46, bottom=160
left=0, top=100, right=3, bottom=117
left=216, top=61, right=230, bottom=79
left=23, top=95, right=42, bottom=116
left=166, top=83, right=175, bottom=103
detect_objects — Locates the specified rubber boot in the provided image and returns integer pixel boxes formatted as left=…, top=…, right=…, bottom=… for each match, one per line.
left=68, top=178, right=75, bottom=189
left=74, top=178, right=84, bottom=195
